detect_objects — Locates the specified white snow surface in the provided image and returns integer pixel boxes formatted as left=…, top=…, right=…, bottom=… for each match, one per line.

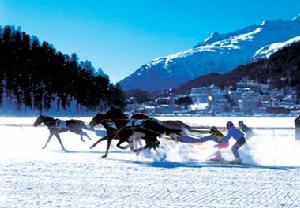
left=0, top=117, right=300, bottom=207
left=253, top=36, right=300, bottom=59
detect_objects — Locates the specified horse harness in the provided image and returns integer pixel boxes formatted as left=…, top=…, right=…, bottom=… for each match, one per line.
left=104, top=117, right=169, bottom=136
left=55, top=119, right=67, bottom=129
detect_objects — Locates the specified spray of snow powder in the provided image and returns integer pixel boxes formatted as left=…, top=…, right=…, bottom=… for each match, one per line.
left=145, top=128, right=300, bottom=167
left=0, top=117, right=300, bottom=167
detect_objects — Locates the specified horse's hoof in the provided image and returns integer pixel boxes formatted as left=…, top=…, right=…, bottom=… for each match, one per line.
left=117, top=146, right=127, bottom=150
left=89, top=146, right=94, bottom=149
left=101, top=155, right=107, bottom=158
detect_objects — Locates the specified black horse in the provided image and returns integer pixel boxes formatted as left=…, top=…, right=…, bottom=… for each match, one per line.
left=130, top=113, right=191, bottom=132
left=89, top=112, right=135, bottom=151
left=89, top=107, right=182, bottom=158
left=33, top=115, right=92, bottom=151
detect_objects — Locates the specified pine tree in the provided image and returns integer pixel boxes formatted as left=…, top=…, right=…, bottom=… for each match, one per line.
left=0, top=25, right=125, bottom=113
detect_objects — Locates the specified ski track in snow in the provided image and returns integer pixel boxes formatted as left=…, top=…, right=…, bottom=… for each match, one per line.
left=0, top=117, right=300, bottom=208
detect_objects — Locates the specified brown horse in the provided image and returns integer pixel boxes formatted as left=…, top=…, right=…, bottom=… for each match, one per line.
left=89, top=108, right=182, bottom=158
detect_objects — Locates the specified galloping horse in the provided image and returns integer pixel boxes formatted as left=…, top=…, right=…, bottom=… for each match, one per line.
left=89, top=107, right=182, bottom=158
left=33, top=115, right=92, bottom=151
left=89, top=112, right=135, bottom=152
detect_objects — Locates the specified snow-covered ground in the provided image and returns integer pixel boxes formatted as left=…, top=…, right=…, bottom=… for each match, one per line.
left=0, top=117, right=300, bottom=208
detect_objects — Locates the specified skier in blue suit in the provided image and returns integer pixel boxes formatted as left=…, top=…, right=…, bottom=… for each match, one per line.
left=223, top=121, right=246, bottom=163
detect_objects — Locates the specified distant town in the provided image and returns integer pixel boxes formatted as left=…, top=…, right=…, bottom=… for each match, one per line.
left=126, top=80, right=300, bottom=116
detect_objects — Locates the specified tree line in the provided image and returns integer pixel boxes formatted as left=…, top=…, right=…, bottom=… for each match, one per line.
left=0, top=25, right=124, bottom=113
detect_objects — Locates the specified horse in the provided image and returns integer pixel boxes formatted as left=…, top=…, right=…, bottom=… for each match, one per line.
left=89, top=108, right=182, bottom=158
left=89, top=112, right=137, bottom=152
left=130, top=113, right=192, bottom=132
left=89, top=112, right=155, bottom=158
left=33, top=115, right=92, bottom=151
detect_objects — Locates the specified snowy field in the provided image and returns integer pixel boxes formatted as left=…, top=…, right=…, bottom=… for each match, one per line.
left=0, top=117, right=300, bottom=208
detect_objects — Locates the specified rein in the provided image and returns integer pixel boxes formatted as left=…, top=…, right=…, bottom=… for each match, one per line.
left=41, top=118, right=66, bottom=129
left=110, top=118, right=167, bottom=135
left=96, top=114, right=175, bottom=136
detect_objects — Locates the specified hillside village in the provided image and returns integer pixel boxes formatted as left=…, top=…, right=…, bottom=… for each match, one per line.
left=126, top=80, right=300, bottom=116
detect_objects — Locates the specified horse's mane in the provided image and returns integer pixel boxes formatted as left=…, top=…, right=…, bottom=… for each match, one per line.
left=104, top=107, right=129, bottom=128
left=106, top=107, right=128, bottom=120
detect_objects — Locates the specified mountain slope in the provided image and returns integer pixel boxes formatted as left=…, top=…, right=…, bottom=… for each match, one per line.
left=119, top=16, right=300, bottom=92
left=175, top=40, right=300, bottom=95
left=253, top=36, right=300, bottom=59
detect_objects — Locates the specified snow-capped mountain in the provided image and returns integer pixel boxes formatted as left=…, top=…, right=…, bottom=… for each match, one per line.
left=253, top=36, right=300, bottom=59
left=119, top=16, right=300, bottom=92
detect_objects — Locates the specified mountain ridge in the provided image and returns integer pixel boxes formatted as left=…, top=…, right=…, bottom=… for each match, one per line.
left=119, top=15, right=300, bottom=92
left=175, top=40, right=300, bottom=95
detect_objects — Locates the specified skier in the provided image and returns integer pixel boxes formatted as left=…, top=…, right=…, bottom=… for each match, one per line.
left=198, top=126, right=223, bottom=142
left=208, top=126, right=228, bottom=160
left=238, top=121, right=254, bottom=140
left=295, top=115, right=300, bottom=140
left=223, top=121, right=246, bottom=163
left=199, top=126, right=229, bottom=161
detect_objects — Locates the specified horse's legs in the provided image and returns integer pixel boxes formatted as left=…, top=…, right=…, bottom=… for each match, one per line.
left=116, top=139, right=129, bottom=150
left=82, top=131, right=92, bottom=140
left=42, top=132, right=54, bottom=149
left=72, top=129, right=91, bottom=142
left=133, top=138, right=143, bottom=154
left=79, top=131, right=85, bottom=142
left=54, top=133, right=67, bottom=151
left=80, top=124, right=93, bottom=140
left=134, top=138, right=142, bottom=149
left=80, top=135, right=85, bottom=142
left=102, top=137, right=112, bottom=158
left=144, top=134, right=160, bottom=151
left=89, top=136, right=107, bottom=149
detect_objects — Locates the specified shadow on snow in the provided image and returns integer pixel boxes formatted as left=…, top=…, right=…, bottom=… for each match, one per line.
left=46, top=150, right=300, bottom=171
left=107, top=158, right=300, bottom=170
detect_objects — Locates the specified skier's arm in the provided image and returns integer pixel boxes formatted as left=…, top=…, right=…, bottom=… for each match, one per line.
left=199, top=135, right=216, bottom=143
left=222, top=130, right=232, bottom=142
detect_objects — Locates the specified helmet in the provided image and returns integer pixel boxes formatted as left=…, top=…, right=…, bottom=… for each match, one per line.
left=238, top=121, right=244, bottom=126
left=210, top=126, right=217, bottom=132
left=226, top=121, right=234, bottom=129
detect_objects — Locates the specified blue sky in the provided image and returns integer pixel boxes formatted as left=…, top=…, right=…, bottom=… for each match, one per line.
left=1, top=0, right=299, bottom=83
